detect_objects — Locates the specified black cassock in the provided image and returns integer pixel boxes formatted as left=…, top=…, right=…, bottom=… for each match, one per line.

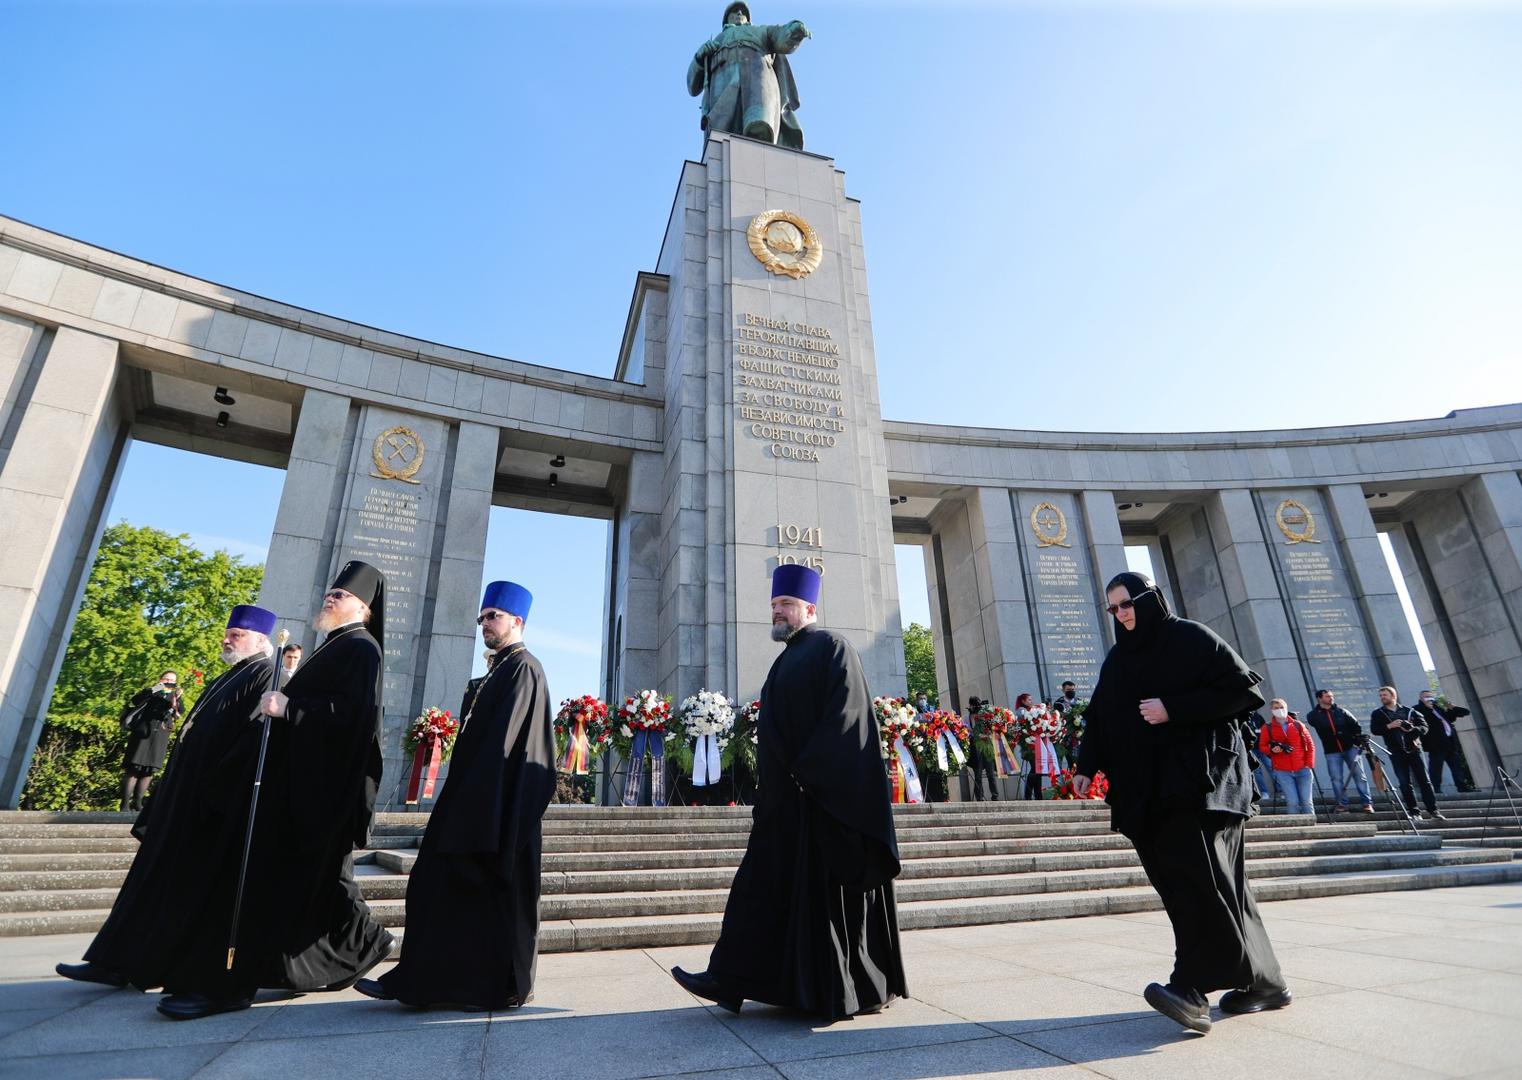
left=140, top=624, right=391, bottom=997
left=377, top=643, right=555, bottom=1008
left=83, top=654, right=274, bottom=986
left=1078, top=578, right=1282, bottom=997
left=707, top=625, right=908, bottom=1020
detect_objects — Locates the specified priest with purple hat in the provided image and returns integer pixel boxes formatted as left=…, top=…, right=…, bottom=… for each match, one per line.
left=672, top=564, right=908, bottom=1021
left=359, top=579, right=555, bottom=1010
left=56, top=603, right=280, bottom=994
left=116, top=562, right=393, bottom=1020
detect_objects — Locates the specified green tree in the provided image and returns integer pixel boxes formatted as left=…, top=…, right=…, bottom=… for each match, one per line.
left=903, top=622, right=938, bottom=704
left=21, top=522, right=264, bottom=810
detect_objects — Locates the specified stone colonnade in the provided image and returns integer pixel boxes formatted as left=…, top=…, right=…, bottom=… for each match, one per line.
left=889, top=414, right=1522, bottom=786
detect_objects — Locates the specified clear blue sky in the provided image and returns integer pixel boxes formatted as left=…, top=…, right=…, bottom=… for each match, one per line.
left=9, top=1, right=1517, bottom=699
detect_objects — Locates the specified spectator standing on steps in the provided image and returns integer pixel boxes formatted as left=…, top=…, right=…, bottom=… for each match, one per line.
left=1258, top=700, right=1316, bottom=815
left=965, top=696, right=1000, bottom=802
left=1415, top=690, right=1470, bottom=795
left=118, top=671, right=183, bottom=811
left=1305, top=689, right=1374, bottom=814
left=1371, top=686, right=1444, bottom=821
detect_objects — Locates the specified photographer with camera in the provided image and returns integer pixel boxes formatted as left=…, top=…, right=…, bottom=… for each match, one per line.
left=118, top=670, right=183, bottom=811
left=1257, top=700, right=1316, bottom=814
left=1306, top=689, right=1374, bottom=814
left=1371, top=686, right=1443, bottom=820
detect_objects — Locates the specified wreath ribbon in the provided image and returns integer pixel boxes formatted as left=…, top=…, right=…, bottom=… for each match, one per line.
left=405, top=734, right=443, bottom=804
left=691, top=733, right=722, bottom=786
left=560, top=716, right=591, bottom=775
left=990, top=731, right=1020, bottom=777
left=935, top=730, right=966, bottom=773
left=888, top=736, right=924, bottom=804
left=1033, top=735, right=1061, bottom=779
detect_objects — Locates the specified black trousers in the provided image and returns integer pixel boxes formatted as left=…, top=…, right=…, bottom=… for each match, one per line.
left=1129, top=810, right=1284, bottom=995
left=1391, top=752, right=1438, bottom=812
left=1427, top=748, right=1461, bottom=794
left=967, top=748, right=1000, bottom=801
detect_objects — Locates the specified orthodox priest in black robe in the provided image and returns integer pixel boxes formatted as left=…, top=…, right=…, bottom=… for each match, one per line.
left=361, top=579, right=555, bottom=1010
left=144, top=562, right=392, bottom=1019
left=57, top=605, right=279, bottom=992
left=673, top=564, right=908, bottom=1022
left=1075, top=572, right=1287, bottom=1035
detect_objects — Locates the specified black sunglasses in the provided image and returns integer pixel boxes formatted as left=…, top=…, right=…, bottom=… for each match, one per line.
left=1105, top=599, right=1137, bottom=616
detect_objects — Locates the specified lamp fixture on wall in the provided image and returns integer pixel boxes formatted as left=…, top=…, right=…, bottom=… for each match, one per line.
left=548, top=472, right=559, bottom=489
left=215, top=411, right=230, bottom=429
left=213, top=387, right=235, bottom=405
left=551, top=454, right=566, bottom=468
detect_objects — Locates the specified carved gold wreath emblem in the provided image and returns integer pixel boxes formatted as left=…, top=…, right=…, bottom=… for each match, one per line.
left=1275, top=498, right=1320, bottom=545
left=1030, top=501, right=1071, bottom=549
left=747, top=210, right=823, bottom=279
left=371, top=426, right=425, bottom=485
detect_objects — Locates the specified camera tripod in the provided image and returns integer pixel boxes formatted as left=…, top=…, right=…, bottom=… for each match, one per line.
left=1479, top=763, right=1522, bottom=848
left=1360, top=738, right=1421, bottom=835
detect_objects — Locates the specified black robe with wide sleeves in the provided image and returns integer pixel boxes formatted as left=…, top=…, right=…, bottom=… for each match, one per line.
left=1077, top=583, right=1281, bottom=995
left=378, top=644, right=556, bottom=1008
left=83, top=654, right=275, bottom=986
left=153, top=624, right=391, bottom=996
left=707, top=625, right=908, bottom=1021
left=1077, top=611, right=1265, bottom=839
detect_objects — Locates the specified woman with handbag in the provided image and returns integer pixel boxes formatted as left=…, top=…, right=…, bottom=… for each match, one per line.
left=119, top=671, right=183, bottom=811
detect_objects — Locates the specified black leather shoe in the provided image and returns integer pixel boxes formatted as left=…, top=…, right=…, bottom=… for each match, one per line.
left=1143, top=982, right=1212, bottom=1034
left=1220, top=986, right=1293, bottom=1014
left=353, top=978, right=394, bottom=1001
left=156, top=992, right=253, bottom=1021
left=502, top=992, right=534, bottom=1010
left=56, top=961, right=128, bottom=988
left=671, top=966, right=741, bottom=1014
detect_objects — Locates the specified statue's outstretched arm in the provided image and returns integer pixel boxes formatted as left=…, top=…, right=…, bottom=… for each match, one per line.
left=687, top=53, right=707, bottom=97
left=765, top=20, right=810, bottom=54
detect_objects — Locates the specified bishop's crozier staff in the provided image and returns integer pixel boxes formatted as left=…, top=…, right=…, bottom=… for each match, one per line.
left=672, top=564, right=908, bottom=1021
left=56, top=606, right=278, bottom=995
left=120, top=563, right=394, bottom=1020
left=359, top=580, right=556, bottom=1010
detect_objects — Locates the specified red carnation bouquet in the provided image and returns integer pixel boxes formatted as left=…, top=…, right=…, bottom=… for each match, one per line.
left=1049, top=767, right=1109, bottom=801
left=554, top=694, right=610, bottom=775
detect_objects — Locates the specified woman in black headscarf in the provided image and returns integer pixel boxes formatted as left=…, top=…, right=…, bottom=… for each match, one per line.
left=1074, top=572, right=1288, bottom=1034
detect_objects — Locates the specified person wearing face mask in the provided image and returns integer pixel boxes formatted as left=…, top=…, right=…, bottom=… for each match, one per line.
left=118, top=670, right=184, bottom=811
left=1073, top=572, right=1287, bottom=1034
left=1257, top=700, right=1316, bottom=815
left=1414, top=691, right=1470, bottom=794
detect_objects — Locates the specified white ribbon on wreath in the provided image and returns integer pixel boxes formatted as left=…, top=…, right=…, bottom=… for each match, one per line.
left=935, top=729, right=966, bottom=773
left=893, top=735, right=924, bottom=803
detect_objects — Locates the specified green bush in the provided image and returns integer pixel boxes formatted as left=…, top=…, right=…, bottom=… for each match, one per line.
left=20, top=712, right=127, bottom=811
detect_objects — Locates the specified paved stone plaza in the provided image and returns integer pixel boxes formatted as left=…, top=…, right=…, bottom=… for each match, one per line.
left=1, top=881, right=1518, bottom=1079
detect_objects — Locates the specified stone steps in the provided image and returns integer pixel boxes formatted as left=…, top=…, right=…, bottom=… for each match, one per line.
left=3, top=798, right=1514, bottom=950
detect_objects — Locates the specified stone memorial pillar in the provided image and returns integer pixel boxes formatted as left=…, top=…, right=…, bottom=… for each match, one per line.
left=263, top=398, right=493, bottom=807
left=1255, top=489, right=1385, bottom=720
left=654, top=133, right=903, bottom=702
left=1010, top=491, right=1107, bottom=700
left=0, top=326, right=128, bottom=805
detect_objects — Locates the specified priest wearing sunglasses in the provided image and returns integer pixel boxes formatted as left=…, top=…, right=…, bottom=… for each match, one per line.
left=359, top=580, right=555, bottom=1010
left=1074, top=572, right=1288, bottom=1035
